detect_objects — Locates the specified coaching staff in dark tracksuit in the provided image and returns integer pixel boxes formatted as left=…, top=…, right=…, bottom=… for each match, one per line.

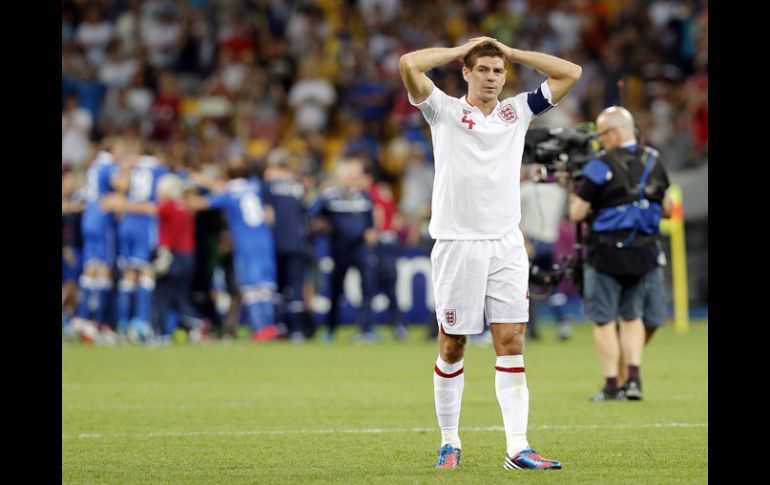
left=309, top=157, right=378, bottom=342
left=264, top=148, right=311, bottom=342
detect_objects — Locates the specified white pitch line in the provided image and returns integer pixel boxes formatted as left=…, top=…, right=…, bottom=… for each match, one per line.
left=62, top=422, right=706, bottom=440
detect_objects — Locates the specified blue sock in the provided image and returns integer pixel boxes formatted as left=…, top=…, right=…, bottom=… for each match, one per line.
left=94, top=276, right=113, bottom=324
left=244, top=287, right=275, bottom=331
left=76, top=275, right=93, bottom=319
left=163, top=310, right=179, bottom=336
left=258, top=299, right=275, bottom=328
left=136, top=276, right=155, bottom=325
left=245, top=301, right=264, bottom=331
left=116, top=279, right=135, bottom=332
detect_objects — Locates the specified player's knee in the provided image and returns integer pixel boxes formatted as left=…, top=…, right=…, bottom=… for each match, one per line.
left=122, top=269, right=138, bottom=283
left=95, top=265, right=112, bottom=279
left=495, top=327, right=526, bottom=355
left=439, top=334, right=467, bottom=362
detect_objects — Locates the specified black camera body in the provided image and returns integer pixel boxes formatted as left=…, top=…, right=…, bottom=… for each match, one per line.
left=529, top=254, right=584, bottom=296
left=523, top=123, right=598, bottom=180
left=523, top=123, right=597, bottom=296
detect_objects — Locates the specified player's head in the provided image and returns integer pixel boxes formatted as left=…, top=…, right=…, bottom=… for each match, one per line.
left=267, top=147, right=292, bottom=170
left=226, top=154, right=251, bottom=180
left=596, top=106, right=637, bottom=149
left=462, top=41, right=506, bottom=103
left=100, top=136, right=128, bottom=160
left=336, top=157, right=365, bottom=191
left=156, top=173, right=183, bottom=201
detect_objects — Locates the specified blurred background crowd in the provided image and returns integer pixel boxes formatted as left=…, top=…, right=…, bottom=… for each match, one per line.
left=62, top=0, right=708, bottom=344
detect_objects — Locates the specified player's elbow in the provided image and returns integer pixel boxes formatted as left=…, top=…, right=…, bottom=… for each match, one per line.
left=566, top=63, right=582, bottom=84
left=399, top=54, right=415, bottom=76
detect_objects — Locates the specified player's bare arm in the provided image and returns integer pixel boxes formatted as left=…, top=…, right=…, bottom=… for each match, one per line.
left=399, top=37, right=497, bottom=104
left=493, top=41, right=582, bottom=103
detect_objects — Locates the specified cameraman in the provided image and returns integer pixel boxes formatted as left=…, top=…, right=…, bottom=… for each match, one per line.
left=569, top=106, right=672, bottom=401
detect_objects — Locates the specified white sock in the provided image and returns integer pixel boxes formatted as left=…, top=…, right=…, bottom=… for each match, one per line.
left=434, top=356, right=464, bottom=449
left=495, top=355, right=530, bottom=456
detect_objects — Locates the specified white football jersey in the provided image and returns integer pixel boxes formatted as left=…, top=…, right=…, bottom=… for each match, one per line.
left=411, top=81, right=554, bottom=240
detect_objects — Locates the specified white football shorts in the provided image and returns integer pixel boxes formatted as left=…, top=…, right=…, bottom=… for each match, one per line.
left=431, top=232, right=529, bottom=335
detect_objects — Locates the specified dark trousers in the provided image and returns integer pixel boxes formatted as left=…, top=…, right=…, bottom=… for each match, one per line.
left=153, top=252, right=199, bottom=335
left=327, top=243, right=377, bottom=334
left=277, top=252, right=307, bottom=334
left=377, top=240, right=402, bottom=325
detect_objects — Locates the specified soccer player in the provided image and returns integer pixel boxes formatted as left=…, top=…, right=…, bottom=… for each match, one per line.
left=72, top=137, right=129, bottom=340
left=62, top=167, right=85, bottom=327
left=114, top=149, right=169, bottom=340
left=188, top=156, right=278, bottom=341
left=399, top=37, right=581, bottom=470
left=363, top=166, right=408, bottom=341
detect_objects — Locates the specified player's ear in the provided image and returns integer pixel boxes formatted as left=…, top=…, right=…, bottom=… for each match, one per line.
left=462, top=66, right=470, bottom=82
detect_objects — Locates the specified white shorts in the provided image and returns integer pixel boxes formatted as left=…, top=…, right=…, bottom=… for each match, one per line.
left=431, top=233, right=529, bottom=335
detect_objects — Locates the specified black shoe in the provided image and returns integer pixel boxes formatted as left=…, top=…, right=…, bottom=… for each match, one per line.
left=622, top=379, right=643, bottom=400
left=589, top=387, right=626, bottom=401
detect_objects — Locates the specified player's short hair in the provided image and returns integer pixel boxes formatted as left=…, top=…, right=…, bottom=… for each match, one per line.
left=157, top=173, right=183, bottom=200
left=267, top=147, right=291, bottom=168
left=463, top=41, right=505, bottom=69
left=226, top=155, right=252, bottom=180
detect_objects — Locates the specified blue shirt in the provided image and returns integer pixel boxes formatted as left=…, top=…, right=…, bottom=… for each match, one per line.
left=82, top=151, right=118, bottom=231
left=123, top=156, right=170, bottom=226
left=309, top=187, right=373, bottom=249
left=207, top=178, right=274, bottom=255
left=266, top=177, right=307, bottom=254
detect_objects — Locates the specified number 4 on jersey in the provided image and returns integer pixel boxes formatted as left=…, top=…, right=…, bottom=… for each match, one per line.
left=461, top=113, right=475, bottom=130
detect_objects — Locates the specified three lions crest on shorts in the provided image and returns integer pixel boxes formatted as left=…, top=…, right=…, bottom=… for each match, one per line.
left=444, top=309, right=457, bottom=326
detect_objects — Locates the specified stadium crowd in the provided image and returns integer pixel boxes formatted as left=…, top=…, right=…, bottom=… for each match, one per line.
left=62, top=0, right=708, bottom=344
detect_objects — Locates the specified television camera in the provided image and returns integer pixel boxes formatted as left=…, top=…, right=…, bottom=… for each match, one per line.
left=523, top=123, right=601, bottom=297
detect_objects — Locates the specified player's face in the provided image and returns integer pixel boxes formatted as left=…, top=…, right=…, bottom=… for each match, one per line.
left=464, top=56, right=506, bottom=103
left=339, top=163, right=362, bottom=191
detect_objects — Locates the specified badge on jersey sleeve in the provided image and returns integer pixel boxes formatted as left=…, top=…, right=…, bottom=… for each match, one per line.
left=497, top=104, right=518, bottom=124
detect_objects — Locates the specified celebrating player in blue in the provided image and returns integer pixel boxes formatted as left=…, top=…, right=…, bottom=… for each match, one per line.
left=114, top=150, right=169, bottom=340
left=400, top=37, right=581, bottom=471
left=188, top=156, right=278, bottom=342
left=72, top=137, right=128, bottom=339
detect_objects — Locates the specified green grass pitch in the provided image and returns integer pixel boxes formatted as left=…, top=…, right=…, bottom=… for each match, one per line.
left=62, top=321, right=708, bottom=484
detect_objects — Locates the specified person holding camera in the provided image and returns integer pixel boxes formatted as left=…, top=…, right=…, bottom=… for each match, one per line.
left=569, top=106, right=672, bottom=401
